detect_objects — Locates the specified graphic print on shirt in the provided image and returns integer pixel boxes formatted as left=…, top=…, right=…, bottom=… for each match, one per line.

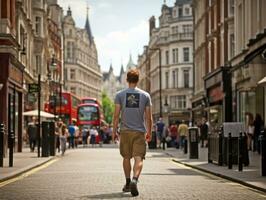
left=126, top=93, right=140, bottom=108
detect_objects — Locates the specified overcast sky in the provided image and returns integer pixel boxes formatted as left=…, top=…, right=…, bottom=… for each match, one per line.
left=58, top=0, right=176, bottom=75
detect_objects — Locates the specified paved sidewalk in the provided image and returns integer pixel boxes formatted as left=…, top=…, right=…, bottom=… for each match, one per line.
left=0, top=148, right=56, bottom=182
left=160, top=146, right=266, bottom=192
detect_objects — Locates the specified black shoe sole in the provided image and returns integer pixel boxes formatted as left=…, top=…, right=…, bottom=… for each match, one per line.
left=130, top=182, right=139, bottom=197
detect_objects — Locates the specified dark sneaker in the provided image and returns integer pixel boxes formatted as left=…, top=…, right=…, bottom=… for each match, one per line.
left=130, top=180, right=139, bottom=197
left=122, top=184, right=130, bottom=192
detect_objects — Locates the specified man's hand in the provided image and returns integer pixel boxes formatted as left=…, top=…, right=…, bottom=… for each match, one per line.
left=112, top=129, right=117, bottom=143
left=145, top=132, right=152, bottom=142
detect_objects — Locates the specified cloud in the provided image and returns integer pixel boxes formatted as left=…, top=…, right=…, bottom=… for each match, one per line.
left=97, top=2, right=112, bottom=9
left=95, top=20, right=149, bottom=75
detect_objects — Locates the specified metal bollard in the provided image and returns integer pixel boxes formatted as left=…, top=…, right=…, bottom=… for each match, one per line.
left=9, top=131, right=15, bottom=167
left=228, top=132, right=232, bottom=169
left=0, top=124, right=4, bottom=167
left=261, top=130, right=266, bottom=176
left=238, top=132, right=243, bottom=172
left=184, top=139, right=188, bottom=154
left=218, top=128, right=223, bottom=166
left=162, top=137, right=165, bottom=150
left=208, top=133, right=212, bottom=163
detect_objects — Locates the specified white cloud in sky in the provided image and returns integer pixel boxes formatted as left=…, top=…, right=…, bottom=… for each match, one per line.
left=95, top=20, right=149, bottom=74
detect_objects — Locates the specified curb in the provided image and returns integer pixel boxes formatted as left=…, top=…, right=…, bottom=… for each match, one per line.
left=0, top=156, right=56, bottom=183
left=170, top=157, right=266, bottom=194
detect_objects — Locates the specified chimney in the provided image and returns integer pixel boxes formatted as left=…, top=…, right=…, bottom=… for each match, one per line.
left=149, top=16, right=156, bottom=37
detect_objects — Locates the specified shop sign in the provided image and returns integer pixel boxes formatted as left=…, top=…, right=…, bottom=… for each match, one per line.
left=28, top=93, right=36, bottom=103
left=9, top=64, right=23, bottom=85
left=28, top=84, right=39, bottom=93
left=208, top=86, right=224, bottom=103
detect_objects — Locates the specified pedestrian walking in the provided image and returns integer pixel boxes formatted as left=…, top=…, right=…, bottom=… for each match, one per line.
left=89, top=126, right=98, bottom=147
left=68, top=121, right=76, bottom=149
left=254, top=114, right=264, bottom=153
left=245, top=113, right=254, bottom=151
left=200, top=117, right=208, bottom=148
left=112, top=69, right=152, bottom=197
left=55, top=119, right=63, bottom=153
left=156, top=117, right=165, bottom=148
left=60, top=124, right=68, bottom=156
left=27, top=117, right=37, bottom=152
left=178, top=120, right=188, bottom=149
left=169, top=123, right=178, bottom=148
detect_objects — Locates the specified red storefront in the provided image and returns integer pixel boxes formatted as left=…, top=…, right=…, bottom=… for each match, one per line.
left=0, top=53, right=24, bottom=153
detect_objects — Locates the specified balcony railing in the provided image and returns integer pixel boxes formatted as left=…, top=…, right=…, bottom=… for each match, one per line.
left=157, top=32, right=193, bottom=44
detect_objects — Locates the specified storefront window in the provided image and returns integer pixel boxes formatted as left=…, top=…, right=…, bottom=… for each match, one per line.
left=239, top=91, right=256, bottom=122
left=208, top=105, right=222, bottom=132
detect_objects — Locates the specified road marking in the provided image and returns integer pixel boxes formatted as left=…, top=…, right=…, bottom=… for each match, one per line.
left=0, top=159, right=58, bottom=188
left=170, top=159, right=266, bottom=197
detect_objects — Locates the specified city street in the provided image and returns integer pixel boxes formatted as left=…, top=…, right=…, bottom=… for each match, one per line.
left=0, top=146, right=265, bottom=200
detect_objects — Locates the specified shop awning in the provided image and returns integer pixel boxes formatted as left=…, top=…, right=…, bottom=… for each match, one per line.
left=258, top=76, right=266, bottom=86
left=23, top=110, right=55, bottom=118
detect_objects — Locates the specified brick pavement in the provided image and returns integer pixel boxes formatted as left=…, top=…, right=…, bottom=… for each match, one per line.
left=0, top=148, right=56, bottom=182
left=162, top=145, right=266, bottom=192
left=0, top=147, right=265, bottom=200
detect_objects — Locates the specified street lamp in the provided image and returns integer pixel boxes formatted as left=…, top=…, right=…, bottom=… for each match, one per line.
left=149, top=47, right=162, bottom=118
left=48, top=54, right=58, bottom=122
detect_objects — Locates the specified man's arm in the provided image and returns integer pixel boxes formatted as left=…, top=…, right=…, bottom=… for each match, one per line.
left=112, top=104, right=121, bottom=142
left=145, top=106, right=153, bottom=141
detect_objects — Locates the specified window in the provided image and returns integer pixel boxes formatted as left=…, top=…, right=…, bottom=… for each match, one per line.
left=64, top=69, right=68, bottom=81
left=183, top=25, right=192, bottom=33
left=165, top=50, right=169, bottom=65
left=183, top=69, right=189, bottom=88
left=35, top=17, right=41, bottom=35
left=70, top=87, right=76, bottom=95
left=172, top=48, right=178, bottom=63
left=67, top=42, right=74, bottom=59
left=165, top=72, right=169, bottom=89
left=70, top=69, right=75, bottom=79
left=171, top=70, right=179, bottom=88
left=178, top=7, right=183, bottom=17
left=230, top=34, right=235, bottom=59
left=185, top=8, right=190, bottom=15
left=229, top=0, right=234, bottom=16
left=172, top=70, right=176, bottom=88
left=170, top=95, right=186, bottom=109
left=183, top=47, right=189, bottom=62
left=69, top=29, right=72, bottom=36
left=178, top=96, right=186, bottom=109
left=35, top=55, right=41, bottom=74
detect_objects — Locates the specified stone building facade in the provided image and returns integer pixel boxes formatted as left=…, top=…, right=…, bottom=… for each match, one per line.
left=63, top=7, right=102, bottom=100
left=138, top=0, right=194, bottom=125
left=230, top=0, right=266, bottom=123
left=0, top=0, right=63, bottom=153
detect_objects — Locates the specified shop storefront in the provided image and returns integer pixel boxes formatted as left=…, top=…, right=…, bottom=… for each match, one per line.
left=0, top=53, right=24, bottom=154
left=204, top=67, right=232, bottom=133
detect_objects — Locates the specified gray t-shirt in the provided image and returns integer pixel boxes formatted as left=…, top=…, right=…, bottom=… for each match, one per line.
left=115, top=87, right=152, bottom=133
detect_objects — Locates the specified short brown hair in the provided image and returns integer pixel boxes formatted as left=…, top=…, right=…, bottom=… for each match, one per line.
left=127, top=69, right=139, bottom=83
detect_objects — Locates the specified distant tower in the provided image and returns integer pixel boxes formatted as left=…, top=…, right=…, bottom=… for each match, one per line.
left=126, top=54, right=136, bottom=71
left=85, top=3, right=93, bottom=44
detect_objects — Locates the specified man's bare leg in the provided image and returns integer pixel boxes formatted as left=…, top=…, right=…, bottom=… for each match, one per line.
left=122, top=158, right=131, bottom=192
left=133, top=156, right=143, bottom=178
left=123, top=158, right=131, bottom=178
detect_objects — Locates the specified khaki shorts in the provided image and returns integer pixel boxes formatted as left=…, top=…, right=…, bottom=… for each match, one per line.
left=119, top=130, right=146, bottom=159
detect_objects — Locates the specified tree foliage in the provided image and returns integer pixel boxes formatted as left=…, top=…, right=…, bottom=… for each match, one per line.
left=102, top=92, right=114, bottom=124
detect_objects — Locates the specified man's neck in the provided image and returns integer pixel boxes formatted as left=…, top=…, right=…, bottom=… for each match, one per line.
left=128, top=83, right=137, bottom=89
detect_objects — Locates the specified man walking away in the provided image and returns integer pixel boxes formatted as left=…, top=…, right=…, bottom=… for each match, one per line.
left=178, top=120, right=188, bottom=149
left=112, top=69, right=152, bottom=197
left=27, top=117, right=37, bottom=152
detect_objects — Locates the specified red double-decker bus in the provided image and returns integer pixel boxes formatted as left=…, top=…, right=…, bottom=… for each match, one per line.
left=81, top=97, right=104, bottom=122
left=45, top=92, right=81, bottom=125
